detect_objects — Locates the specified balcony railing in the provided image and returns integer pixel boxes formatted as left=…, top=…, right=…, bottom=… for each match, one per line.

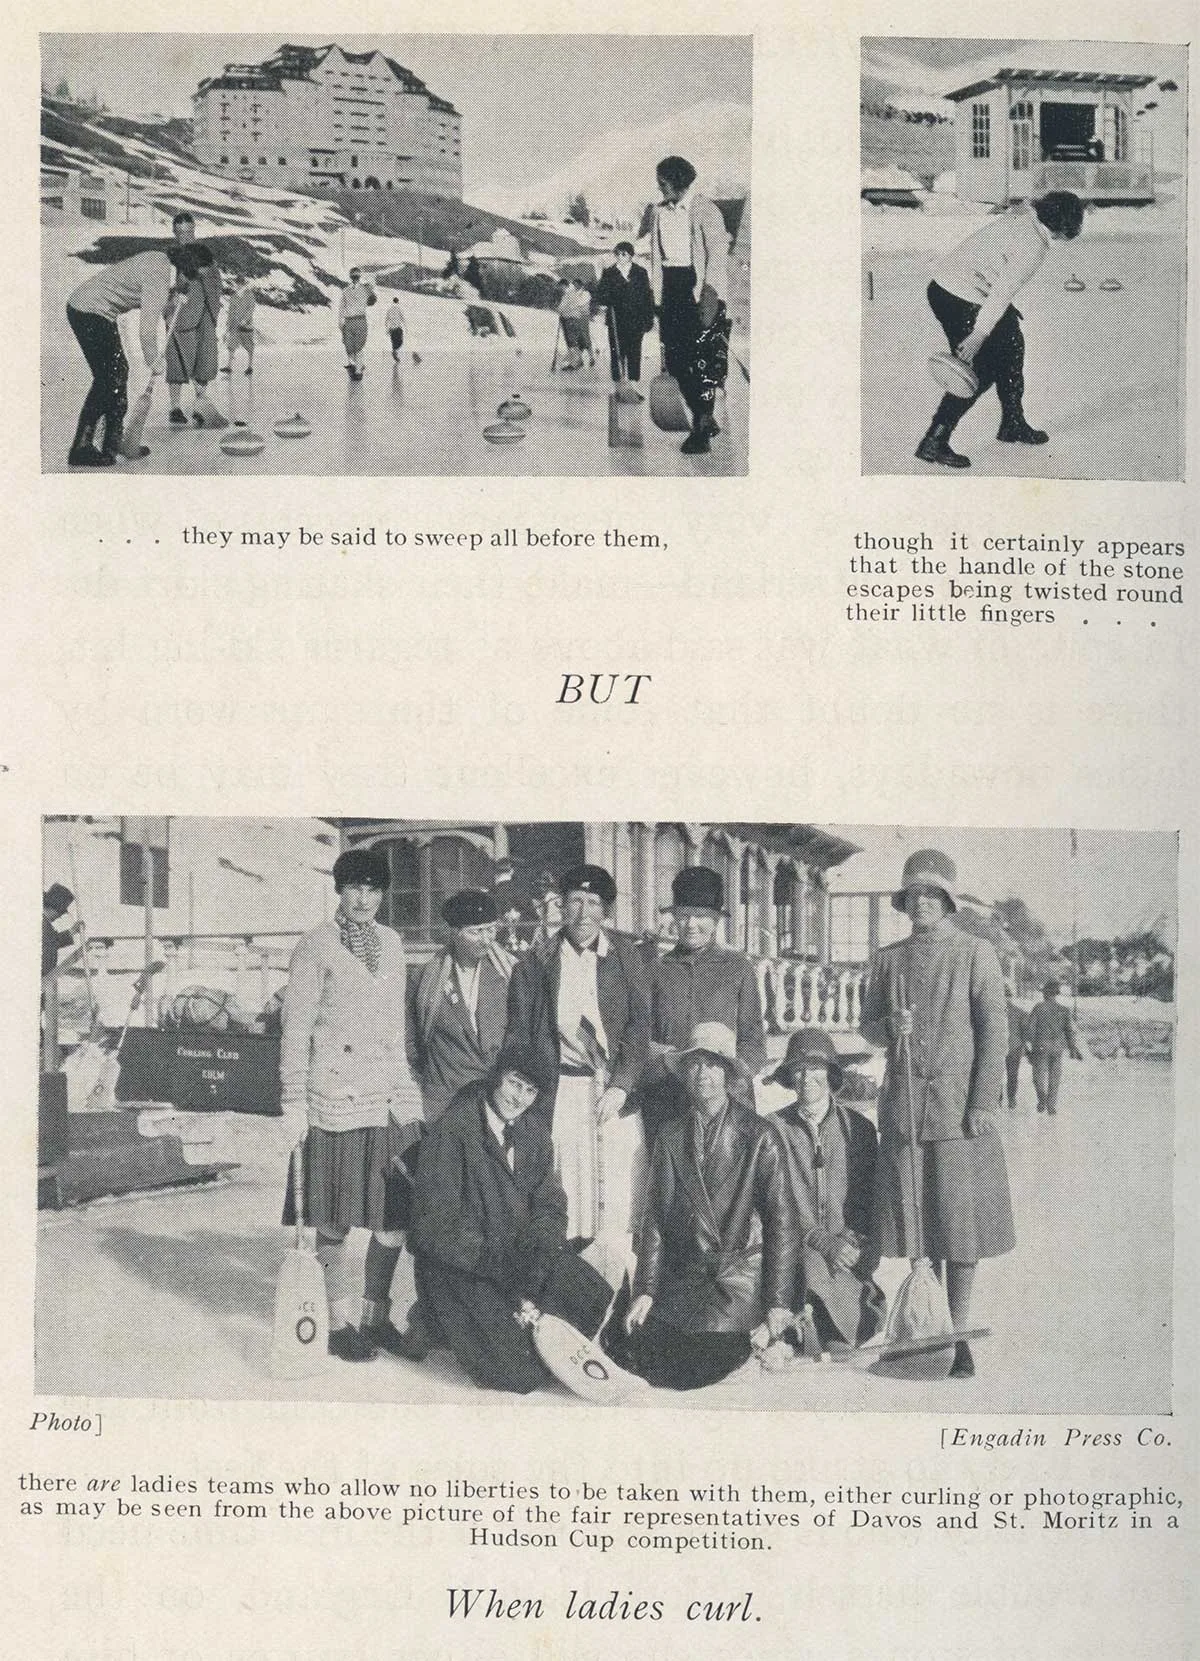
left=757, top=958, right=869, bottom=1035
left=1031, top=159, right=1153, bottom=200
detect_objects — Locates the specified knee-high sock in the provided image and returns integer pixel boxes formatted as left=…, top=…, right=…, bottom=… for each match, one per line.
left=316, top=1231, right=355, bottom=1329
left=362, top=1233, right=403, bottom=1322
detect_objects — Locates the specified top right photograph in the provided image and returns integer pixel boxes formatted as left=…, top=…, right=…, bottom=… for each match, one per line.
left=861, top=38, right=1187, bottom=481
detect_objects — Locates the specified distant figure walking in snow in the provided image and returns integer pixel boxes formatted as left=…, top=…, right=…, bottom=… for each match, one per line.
left=915, top=191, right=1085, bottom=469
left=385, top=296, right=407, bottom=360
left=222, top=274, right=257, bottom=376
left=339, top=267, right=376, bottom=381
left=1025, top=980, right=1084, bottom=1115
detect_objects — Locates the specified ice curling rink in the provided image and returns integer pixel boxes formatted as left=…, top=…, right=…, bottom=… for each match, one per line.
left=42, top=299, right=749, bottom=480
left=35, top=1056, right=1172, bottom=1413
left=862, top=221, right=1184, bottom=481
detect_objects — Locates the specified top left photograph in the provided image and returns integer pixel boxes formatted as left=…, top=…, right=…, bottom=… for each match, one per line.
left=41, top=33, right=752, bottom=477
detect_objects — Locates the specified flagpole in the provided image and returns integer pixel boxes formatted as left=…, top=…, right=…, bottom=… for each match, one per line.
left=1069, top=829, right=1079, bottom=1015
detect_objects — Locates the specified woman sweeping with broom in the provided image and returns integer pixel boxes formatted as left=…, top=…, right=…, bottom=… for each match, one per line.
left=861, top=850, right=1014, bottom=1379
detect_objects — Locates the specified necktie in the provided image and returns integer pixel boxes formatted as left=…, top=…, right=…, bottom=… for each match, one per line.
left=502, top=1122, right=516, bottom=1167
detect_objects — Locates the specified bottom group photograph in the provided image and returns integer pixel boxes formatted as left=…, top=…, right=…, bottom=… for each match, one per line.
left=35, top=815, right=1176, bottom=1416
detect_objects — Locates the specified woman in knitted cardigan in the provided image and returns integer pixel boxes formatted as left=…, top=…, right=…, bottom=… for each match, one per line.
left=280, top=847, right=424, bottom=1362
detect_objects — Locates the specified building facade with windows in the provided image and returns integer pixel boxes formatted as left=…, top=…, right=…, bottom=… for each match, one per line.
left=946, top=68, right=1155, bottom=205
left=192, top=43, right=462, bottom=197
left=41, top=818, right=871, bottom=1041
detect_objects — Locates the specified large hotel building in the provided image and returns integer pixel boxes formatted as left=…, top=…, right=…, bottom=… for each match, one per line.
left=192, top=42, right=462, bottom=197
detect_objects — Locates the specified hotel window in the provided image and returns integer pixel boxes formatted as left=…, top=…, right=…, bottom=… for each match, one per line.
left=829, top=895, right=871, bottom=965
left=971, top=101, right=991, bottom=159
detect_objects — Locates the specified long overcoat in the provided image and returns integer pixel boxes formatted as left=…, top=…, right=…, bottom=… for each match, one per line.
left=505, top=931, right=650, bottom=1122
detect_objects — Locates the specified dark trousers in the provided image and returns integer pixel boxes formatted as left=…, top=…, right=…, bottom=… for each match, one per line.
left=926, top=281, right=1027, bottom=434
left=607, top=317, right=644, bottom=382
left=639, top=1314, right=752, bottom=1390
left=1005, top=1050, right=1022, bottom=1107
left=660, top=266, right=706, bottom=418
left=414, top=1248, right=611, bottom=1394
left=66, top=306, right=129, bottom=449
left=388, top=327, right=404, bottom=353
left=1031, top=1050, right=1063, bottom=1113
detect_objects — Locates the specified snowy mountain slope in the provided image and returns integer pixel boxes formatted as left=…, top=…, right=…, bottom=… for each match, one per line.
left=482, top=99, right=751, bottom=224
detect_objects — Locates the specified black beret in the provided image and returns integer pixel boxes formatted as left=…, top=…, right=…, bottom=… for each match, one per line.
left=442, top=889, right=499, bottom=929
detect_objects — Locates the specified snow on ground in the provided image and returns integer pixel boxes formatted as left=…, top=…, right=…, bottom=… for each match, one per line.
left=43, top=216, right=748, bottom=477
left=862, top=206, right=1185, bottom=479
left=34, top=1056, right=1173, bottom=1412
left=42, top=121, right=749, bottom=475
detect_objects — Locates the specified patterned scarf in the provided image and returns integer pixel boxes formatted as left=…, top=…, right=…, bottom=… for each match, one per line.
left=337, top=909, right=381, bottom=975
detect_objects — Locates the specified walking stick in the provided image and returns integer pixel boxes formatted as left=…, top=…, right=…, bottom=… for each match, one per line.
left=873, top=970, right=955, bottom=1370
left=897, top=972, right=925, bottom=1262
left=66, top=839, right=99, bottom=1035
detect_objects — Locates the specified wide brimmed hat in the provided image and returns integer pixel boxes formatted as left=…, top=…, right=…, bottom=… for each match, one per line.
left=662, top=865, right=725, bottom=914
left=766, top=1027, right=873, bottom=1090
left=664, top=1022, right=753, bottom=1091
left=442, top=888, right=499, bottom=929
left=559, top=863, right=617, bottom=907
left=892, top=847, right=958, bottom=913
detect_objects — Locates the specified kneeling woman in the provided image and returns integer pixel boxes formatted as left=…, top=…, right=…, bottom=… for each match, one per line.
left=407, top=1046, right=612, bottom=1393
left=280, top=848, right=424, bottom=1362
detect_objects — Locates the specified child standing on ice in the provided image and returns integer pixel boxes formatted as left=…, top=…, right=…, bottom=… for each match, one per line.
left=915, top=191, right=1084, bottom=469
left=222, top=275, right=257, bottom=376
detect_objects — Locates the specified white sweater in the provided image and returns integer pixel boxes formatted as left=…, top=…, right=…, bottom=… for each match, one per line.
left=932, top=208, right=1051, bottom=341
left=281, top=922, right=422, bottom=1133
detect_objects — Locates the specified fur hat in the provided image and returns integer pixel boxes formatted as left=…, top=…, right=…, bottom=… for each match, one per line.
left=332, top=847, right=390, bottom=893
left=559, top=864, right=617, bottom=908
left=892, top=848, right=958, bottom=913
left=663, top=865, right=725, bottom=914
left=442, top=889, right=499, bottom=929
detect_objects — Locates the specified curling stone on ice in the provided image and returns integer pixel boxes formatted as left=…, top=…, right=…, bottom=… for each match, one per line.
left=220, top=428, right=266, bottom=457
left=1063, top=274, right=1086, bottom=292
left=1098, top=277, right=1123, bottom=292
left=497, top=394, right=531, bottom=422
left=482, top=420, right=526, bottom=446
left=274, top=413, right=313, bottom=439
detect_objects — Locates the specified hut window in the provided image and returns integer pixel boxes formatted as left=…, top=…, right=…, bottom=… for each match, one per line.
left=971, top=102, right=991, bottom=159
left=1010, top=101, right=1034, bottom=171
